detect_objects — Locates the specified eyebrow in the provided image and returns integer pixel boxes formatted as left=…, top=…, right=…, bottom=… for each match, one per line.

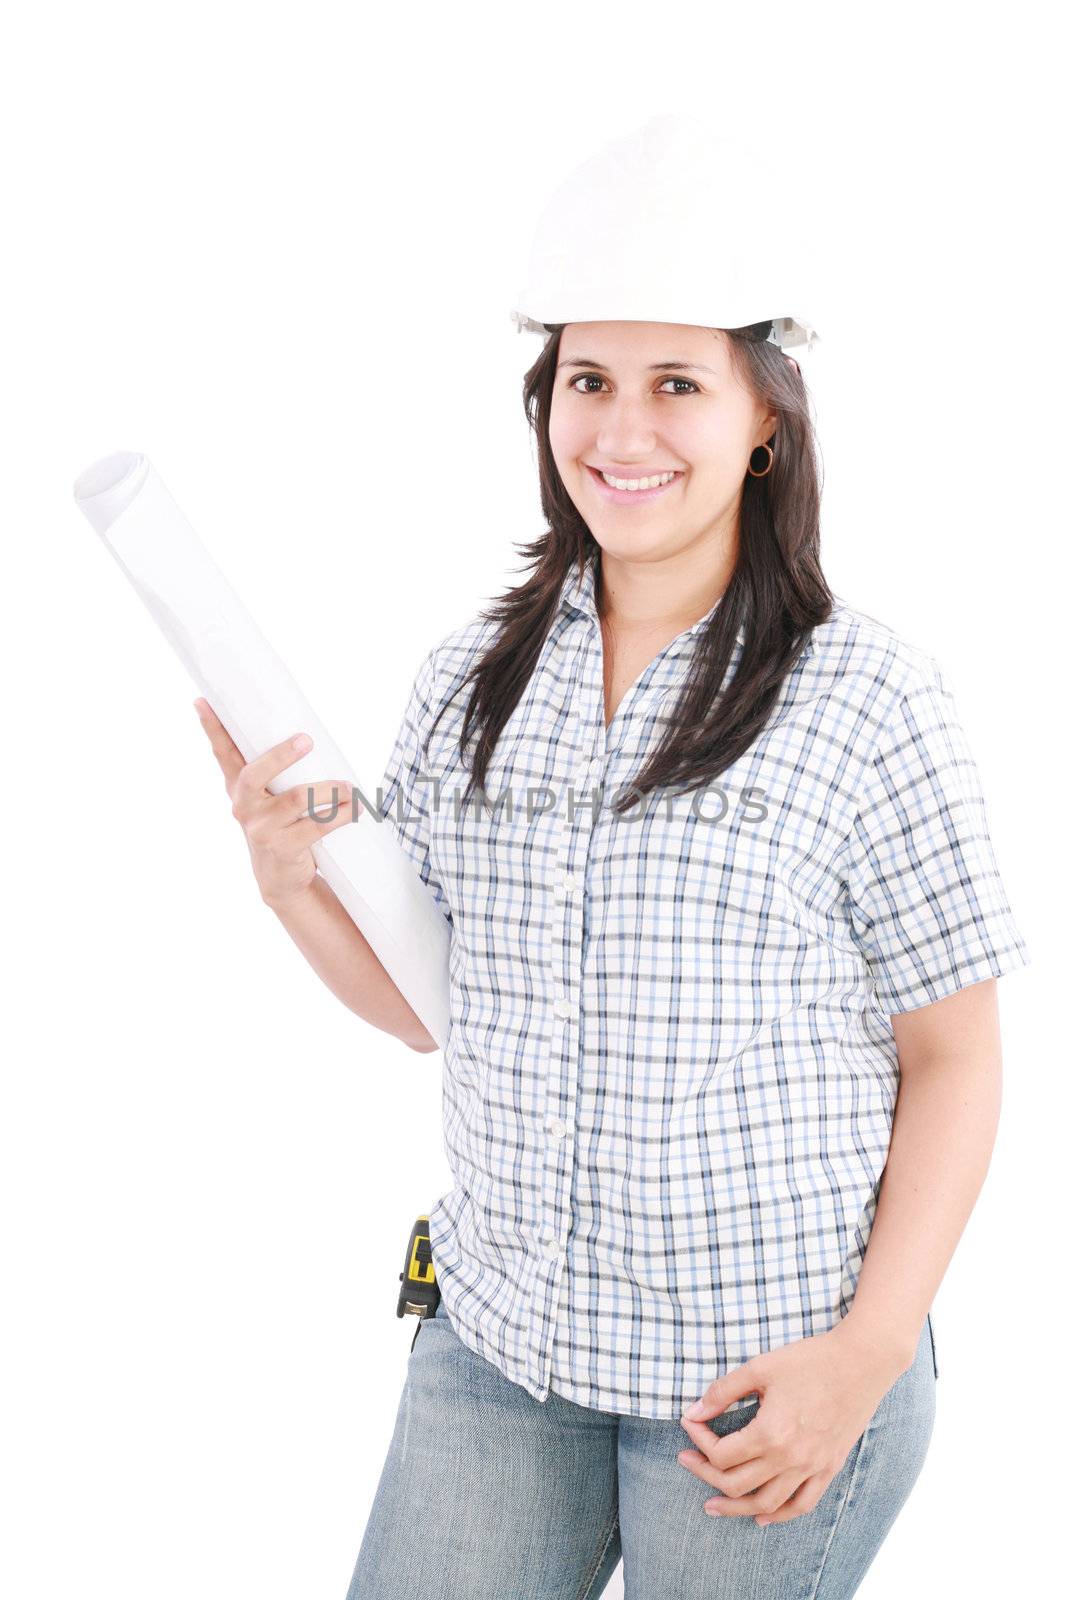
left=558, top=357, right=718, bottom=375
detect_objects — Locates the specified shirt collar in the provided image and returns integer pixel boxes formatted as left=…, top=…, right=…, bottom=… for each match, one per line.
left=558, top=548, right=600, bottom=621
left=557, top=550, right=818, bottom=660
left=558, top=548, right=738, bottom=651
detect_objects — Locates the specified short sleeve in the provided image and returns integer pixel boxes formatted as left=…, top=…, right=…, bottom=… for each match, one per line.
left=376, top=644, right=452, bottom=929
left=844, top=661, right=1031, bottom=1014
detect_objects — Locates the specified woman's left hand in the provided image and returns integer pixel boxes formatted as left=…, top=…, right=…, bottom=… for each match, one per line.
left=676, top=1320, right=909, bottom=1526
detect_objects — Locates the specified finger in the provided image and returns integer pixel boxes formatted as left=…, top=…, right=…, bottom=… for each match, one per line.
left=240, top=729, right=317, bottom=793
left=245, top=784, right=360, bottom=852
left=287, top=795, right=359, bottom=847
left=282, top=781, right=357, bottom=822
left=678, top=1445, right=777, bottom=1499
left=194, top=698, right=247, bottom=784
left=247, top=781, right=352, bottom=836
left=679, top=1412, right=764, bottom=1470
left=705, top=1469, right=808, bottom=1521
left=753, top=1470, right=833, bottom=1526
left=683, top=1371, right=763, bottom=1422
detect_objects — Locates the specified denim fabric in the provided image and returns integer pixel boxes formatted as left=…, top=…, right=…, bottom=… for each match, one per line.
left=345, top=1301, right=937, bottom=1599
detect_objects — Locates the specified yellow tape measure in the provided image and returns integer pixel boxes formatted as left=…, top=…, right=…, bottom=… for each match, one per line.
left=396, top=1214, right=441, bottom=1321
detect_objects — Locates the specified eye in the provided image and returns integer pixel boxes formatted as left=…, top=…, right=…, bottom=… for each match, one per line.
left=568, top=373, right=606, bottom=394
left=567, top=373, right=699, bottom=395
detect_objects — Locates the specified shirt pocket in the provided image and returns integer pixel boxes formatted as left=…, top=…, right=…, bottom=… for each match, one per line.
left=583, top=793, right=799, bottom=1069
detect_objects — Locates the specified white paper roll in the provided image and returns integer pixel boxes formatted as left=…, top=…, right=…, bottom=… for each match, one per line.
left=73, top=451, right=452, bottom=1048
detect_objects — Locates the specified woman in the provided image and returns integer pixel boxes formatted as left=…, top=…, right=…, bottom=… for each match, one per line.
left=196, top=135, right=1031, bottom=1600
left=197, top=316, right=1029, bottom=1598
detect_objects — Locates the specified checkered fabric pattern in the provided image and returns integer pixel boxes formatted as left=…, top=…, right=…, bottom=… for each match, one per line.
left=373, top=551, right=1031, bottom=1419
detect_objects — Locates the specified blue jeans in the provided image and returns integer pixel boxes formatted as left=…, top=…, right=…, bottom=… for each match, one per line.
left=345, top=1298, right=938, bottom=1599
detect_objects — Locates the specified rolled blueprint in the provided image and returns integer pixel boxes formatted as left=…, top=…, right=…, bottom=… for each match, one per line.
left=73, top=451, right=452, bottom=1048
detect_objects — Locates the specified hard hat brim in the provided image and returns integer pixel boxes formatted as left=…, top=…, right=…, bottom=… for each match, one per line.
left=509, top=304, right=819, bottom=351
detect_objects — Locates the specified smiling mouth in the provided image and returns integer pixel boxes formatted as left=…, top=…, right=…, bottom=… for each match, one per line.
left=589, top=466, right=681, bottom=487
left=584, top=463, right=685, bottom=500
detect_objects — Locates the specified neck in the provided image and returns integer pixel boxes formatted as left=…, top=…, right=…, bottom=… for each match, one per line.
left=595, top=540, right=735, bottom=635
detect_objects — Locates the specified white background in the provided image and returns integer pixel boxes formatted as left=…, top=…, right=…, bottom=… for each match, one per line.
left=2, top=2, right=1061, bottom=1595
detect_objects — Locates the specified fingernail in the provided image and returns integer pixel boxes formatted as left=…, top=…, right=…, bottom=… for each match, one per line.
left=292, top=734, right=312, bottom=752
left=704, top=1502, right=723, bottom=1516
left=684, top=1401, right=703, bottom=1419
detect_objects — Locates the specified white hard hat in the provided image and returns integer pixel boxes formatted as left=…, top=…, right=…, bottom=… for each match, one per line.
left=510, top=114, right=819, bottom=355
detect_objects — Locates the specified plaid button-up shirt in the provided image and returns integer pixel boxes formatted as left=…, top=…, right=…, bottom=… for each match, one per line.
left=377, top=551, right=1031, bottom=1418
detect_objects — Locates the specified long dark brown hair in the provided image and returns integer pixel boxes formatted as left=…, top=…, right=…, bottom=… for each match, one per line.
left=439, top=321, right=834, bottom=816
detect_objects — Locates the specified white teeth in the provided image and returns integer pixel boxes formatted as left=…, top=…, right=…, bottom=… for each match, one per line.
left=601, top=470, right=677, bottom=491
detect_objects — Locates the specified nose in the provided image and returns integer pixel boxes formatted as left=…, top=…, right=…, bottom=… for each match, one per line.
left=596, top=397, right=661, bottom=463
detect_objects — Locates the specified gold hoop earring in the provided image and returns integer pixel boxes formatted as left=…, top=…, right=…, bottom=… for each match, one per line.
left=748, top=442, right=773, bottom=478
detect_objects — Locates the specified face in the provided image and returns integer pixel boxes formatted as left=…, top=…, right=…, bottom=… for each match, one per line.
left=549, top=322, right=777, bottom=565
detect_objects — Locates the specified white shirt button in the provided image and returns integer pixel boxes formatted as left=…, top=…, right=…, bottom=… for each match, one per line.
left=554, top=995, right=577, bottom=1020
left=545, top=1238, right=561, bottom=1255
left=555, top=871, right=580, bottom=897
left=548, top=1118, right=566, bottom=1138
